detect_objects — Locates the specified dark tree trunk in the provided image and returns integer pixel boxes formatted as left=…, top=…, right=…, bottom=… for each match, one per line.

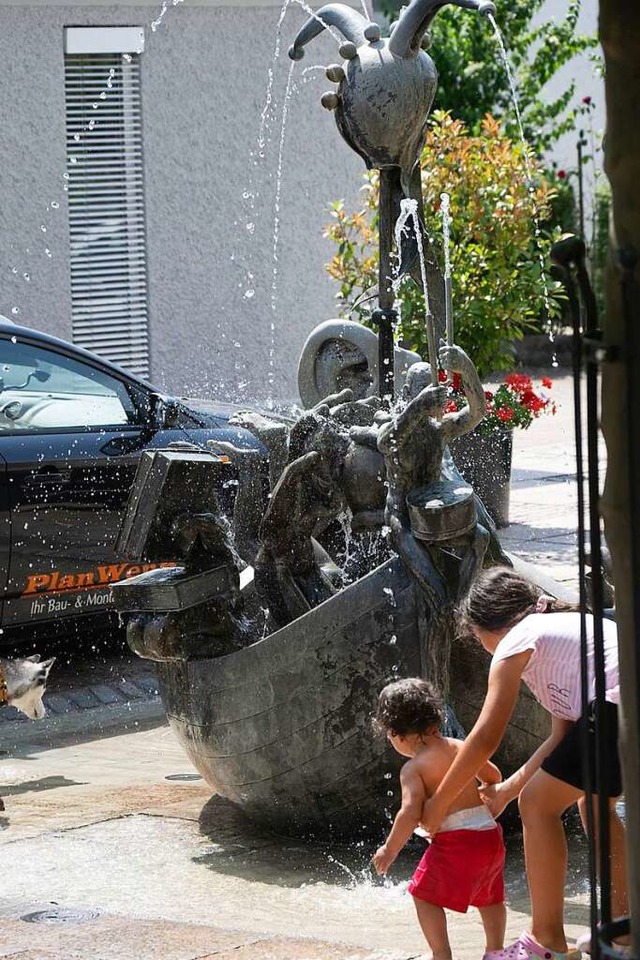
left=599, top=0, right=640, bottom=947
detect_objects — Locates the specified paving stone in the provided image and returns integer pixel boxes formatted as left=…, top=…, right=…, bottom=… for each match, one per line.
left=88, top=684, right=124, bottom=706
left=64, top=688, right=100, bottom=710
left=134, top=676, right=160, bottom=696
left=0, top=706, right=26, bottom=724
left=42, top=694, right=74, bottom=716
left=115, top=680, right=147, bottom=700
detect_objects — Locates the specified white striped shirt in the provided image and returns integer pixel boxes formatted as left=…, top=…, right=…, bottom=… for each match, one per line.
left=491, top=613, right=619, bottom=721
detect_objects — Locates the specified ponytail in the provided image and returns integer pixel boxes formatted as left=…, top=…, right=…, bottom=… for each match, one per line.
left=457, top=566, right=578, bottom=634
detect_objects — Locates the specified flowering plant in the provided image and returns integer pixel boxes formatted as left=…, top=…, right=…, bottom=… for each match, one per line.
left=440, top=371, right=556, bottom=435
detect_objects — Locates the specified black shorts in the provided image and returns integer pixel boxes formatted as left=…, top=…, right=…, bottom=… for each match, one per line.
left=541, top=701, right=622, bottom=797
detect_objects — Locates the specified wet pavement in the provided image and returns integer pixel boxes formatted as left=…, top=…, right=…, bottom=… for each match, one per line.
left=0, top=723, right=590, bottom=960
left=0, top=368, right=592, bottom=960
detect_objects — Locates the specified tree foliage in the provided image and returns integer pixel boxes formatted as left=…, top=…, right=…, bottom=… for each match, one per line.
left=324, top=112, right=563, bottom=379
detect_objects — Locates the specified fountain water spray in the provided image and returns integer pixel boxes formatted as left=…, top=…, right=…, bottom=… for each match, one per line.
left=394, top=198, right=438, bottom=379
left=440, top=192, right=454, bottom=347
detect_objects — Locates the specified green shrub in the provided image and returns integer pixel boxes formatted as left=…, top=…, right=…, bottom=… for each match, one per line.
left=324, top=112, right=563, bottom=379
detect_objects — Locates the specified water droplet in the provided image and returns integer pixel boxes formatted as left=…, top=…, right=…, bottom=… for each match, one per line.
left=74, top=134, right=80, bottom=142
left=40, top=225, right=47, bottom=233
left=92, top=102, right=99, bottom=110
left=10, top=266, right=17, bottom=275
left=23, top=273, right=30, bottom=282
left=99, top=92, right=107, bottom=100
left=245, top=222, right=255, bottom=235
left=45, top=249, right=52, bottom=258
left=243, top=289, right=255, bottom=300
left=51, top=201, right=60, bottom=209
left=62, top=173, right=70, bottom=181
left=70, top=158, right=77, bottom=164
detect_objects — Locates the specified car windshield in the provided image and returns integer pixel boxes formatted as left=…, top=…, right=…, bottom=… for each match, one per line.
left=0, top=337, right=137, bottom=429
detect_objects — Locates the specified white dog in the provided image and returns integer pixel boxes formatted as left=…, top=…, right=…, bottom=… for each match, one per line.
left=0, top=654, right=56, bottom=720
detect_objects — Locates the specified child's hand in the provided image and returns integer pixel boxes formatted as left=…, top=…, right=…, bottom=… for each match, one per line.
left=479, top=780, right=514, bottom=819
left=372, top=844, right=396, bottom=876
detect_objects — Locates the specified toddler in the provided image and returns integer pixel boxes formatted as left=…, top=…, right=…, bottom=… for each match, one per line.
left=372, top=677, right=506, bottom=960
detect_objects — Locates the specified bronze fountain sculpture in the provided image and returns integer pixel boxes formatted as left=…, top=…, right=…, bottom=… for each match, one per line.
left=110, top=0, right=556, bottom=838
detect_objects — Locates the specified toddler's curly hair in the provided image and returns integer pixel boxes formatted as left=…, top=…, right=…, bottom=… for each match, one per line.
left=375, top=677, right=444, bottom=737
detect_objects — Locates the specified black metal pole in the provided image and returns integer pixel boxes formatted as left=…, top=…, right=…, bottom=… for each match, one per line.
left=551, top=247, right=600, bottom=957
left=373, top=169, right=397, bottom=402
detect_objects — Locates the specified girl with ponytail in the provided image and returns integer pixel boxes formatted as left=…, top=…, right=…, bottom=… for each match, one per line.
left=421, top=566, right=627, bottom=960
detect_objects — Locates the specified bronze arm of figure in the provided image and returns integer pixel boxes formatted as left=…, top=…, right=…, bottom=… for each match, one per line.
left=438, top=344, right=486, bottom=442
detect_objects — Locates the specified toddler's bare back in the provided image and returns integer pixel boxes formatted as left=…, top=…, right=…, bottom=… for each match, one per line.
left=412, top=735, right=485, bottom=817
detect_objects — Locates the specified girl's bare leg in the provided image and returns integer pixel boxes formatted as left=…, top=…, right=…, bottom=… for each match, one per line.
left=518, top=770, right=583, bottom=953
left=578, top=795, right=630, bottom=942
left=479, top=902, right=507, bottom=952
left=412, top=898, right=452, bottom=960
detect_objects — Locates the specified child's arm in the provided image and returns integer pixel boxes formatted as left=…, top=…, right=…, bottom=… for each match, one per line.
left=477, top=758, right=502, bottom=786
left=372, top=762, right=426, bottom=876
left=479, top=715, right=574, bottom=818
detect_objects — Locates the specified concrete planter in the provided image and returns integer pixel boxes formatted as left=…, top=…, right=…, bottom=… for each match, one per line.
left=449, top=427, right=514, bottom=529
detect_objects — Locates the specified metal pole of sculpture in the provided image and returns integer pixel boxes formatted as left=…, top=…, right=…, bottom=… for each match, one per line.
left=288, top=0, right=496, bottom=401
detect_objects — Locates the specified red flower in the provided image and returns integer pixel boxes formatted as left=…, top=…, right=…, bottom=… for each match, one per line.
left=582, top=95, right=592, bottom=105
left=444, top=399, right=459, bottom=414
left=557, top=169, right=566, bottom=180
left=451, top=372, right=462, bottom=391
left=479, top=373, right=556, bottom=433
left=438, top=369, right=448, bottom=383
left=505, top=373, right=532, bottom=393
left=496, top=408, right=515, bottom=422
left=541, top=377, right=553, bottom=389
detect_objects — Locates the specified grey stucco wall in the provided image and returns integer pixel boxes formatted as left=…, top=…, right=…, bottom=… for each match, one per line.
left=0, top=2, right=364, bottom=403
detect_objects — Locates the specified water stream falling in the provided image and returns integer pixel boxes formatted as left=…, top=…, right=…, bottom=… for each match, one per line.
left=267, top=58, right=297, bottom=400
left=236, top=0, right=344, bottom=403
left=440, top=192, right=453, bottom=346
left=487, top=14, right=530, bottom=180
left=393, top=198, right=439, bottom=373
left=487, top=12, right=555, bottom=354
left=150, top=0, right=184, bottom=33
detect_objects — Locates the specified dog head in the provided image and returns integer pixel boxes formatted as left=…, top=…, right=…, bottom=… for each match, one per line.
left=7, top=655, right=56, bottom=719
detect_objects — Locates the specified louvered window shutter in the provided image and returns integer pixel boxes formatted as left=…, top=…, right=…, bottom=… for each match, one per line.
left=64, top=49, right=150, bottom=378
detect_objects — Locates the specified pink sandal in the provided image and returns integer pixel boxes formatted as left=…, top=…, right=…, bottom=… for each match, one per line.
left=483, top=933, right=582, bottom=960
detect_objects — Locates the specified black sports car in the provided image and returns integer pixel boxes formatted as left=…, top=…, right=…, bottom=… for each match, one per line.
left=0, top=318, right=266, bottom=636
